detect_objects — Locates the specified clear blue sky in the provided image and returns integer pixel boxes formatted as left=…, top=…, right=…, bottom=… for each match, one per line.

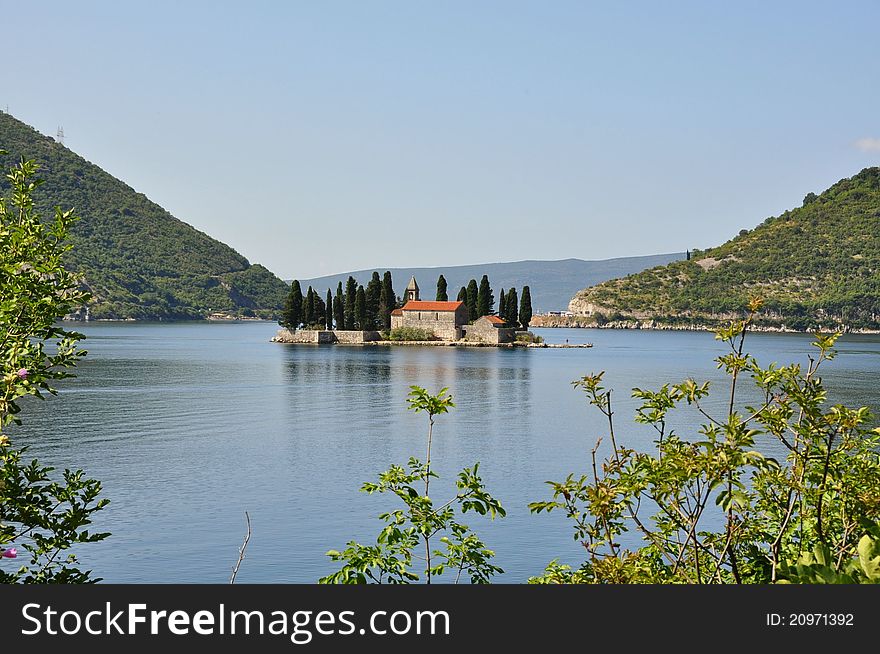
left=3, top=1, right=879, bottom=279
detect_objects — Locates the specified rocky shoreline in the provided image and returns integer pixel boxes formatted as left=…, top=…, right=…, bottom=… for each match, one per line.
left=357, top=340, right=592, bottom=348
left=271, top=329, right=592, bottom=348
left=530, top=314, right=880, bottom=334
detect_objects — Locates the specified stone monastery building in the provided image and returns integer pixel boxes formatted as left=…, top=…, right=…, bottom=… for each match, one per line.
left=390, top=276, right=468, bottom=340
left=390, top=277, right=514, bottom=343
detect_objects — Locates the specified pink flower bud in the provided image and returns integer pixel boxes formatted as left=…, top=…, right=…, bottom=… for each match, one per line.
left=16, top=369, right=28, bottom=380
left=1, top=548, right=17, bottom=559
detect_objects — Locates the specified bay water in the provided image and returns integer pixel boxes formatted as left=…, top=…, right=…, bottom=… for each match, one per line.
left=13, top=322, right=880, bottom=582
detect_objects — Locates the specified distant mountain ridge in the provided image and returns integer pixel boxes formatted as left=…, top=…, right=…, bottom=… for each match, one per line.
left=570, top=167, right=880, bottom=330
left=295, top=254, right=685, bottom=312
left=0, top=112, right=288, bottom=319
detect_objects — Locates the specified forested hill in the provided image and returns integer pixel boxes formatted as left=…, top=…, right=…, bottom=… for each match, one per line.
left=0, top=112, right=288, bottom=319
left=570, top=168, right=880, bottom=330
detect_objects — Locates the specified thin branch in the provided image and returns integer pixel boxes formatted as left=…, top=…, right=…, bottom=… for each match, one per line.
left=590, top=436, right=617, bottom=555
left=710, top=530, right=734, bottom=583
left=770, top=487, right=799, bottom=582
left=603, top=392, right=673, bottom=563
left=724, top=318, right=751, bottom=585
left=229, top=511, right=252, bottom=584
left=815, top=427, right=839, bottom=545
left=455, top=556, right=466, bottom=584
left=424, top=415, right=435, bottom=584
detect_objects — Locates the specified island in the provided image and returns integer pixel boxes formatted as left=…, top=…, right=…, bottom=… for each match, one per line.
left=271, top=276, right=590, bottom=348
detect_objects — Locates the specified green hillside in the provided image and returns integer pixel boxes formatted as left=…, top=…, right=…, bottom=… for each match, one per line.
left=570, top=168, right=880, bottom=330
left=0, top=112, right=287, bottom=319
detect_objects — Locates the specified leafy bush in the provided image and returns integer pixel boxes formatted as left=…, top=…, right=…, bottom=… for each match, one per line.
left=1, top=157, right=109, bottom=583
left=777, top=526, right=880, bottom=584
left=387, top=326, right=436, bottom=341
left=320, top=387, right=504, bottom=584
left=515, top=331, right=544, bottom=343
left=529, top=299, right=880, bottom=584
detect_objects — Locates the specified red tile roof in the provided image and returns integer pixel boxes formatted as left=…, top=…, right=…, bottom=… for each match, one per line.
left=483, top=315, right=505, bottom=325
left=390, top=308, right=403, bottom=316
left=400, top=301, right=464, bottom=312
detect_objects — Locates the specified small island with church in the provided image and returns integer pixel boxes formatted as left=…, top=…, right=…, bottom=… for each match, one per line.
left=271, top=273, right=591, bottom=348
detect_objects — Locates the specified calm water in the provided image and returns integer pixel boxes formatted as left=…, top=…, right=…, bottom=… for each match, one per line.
left=12, top=322, right=880, bottom=583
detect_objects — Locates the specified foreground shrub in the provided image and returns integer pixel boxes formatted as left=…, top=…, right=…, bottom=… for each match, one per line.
left=529, top=298, right=880, bottom=584
left=1, top=157, right=109, bottom=583
left=320, top=387, right=504, bottom=584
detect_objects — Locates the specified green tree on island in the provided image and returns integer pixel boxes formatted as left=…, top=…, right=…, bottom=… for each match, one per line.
left=519, top=286, right=532, bottom=330
left=465, top=279, right=478, bottom=321
left=282, top=279, right=303, bottom=329
left=456, top=286, right=467, bottom=304
left=303, top=286, right=315, bottom=327
left=1, top=157, right=109, bottom=583
left=366, top=271, right=382, bottom=329
left=498, top=289, right=505, bottom=317
left=505, top=287, right=518, bottom=328
left=355, top=285, right=367, bottom=330
left=436, top=275, right=448, bottom=301
left=379, top=271, right=395, bottom=329
left=344, top=276, right=357, bottom=329
left=477, top=275, right=494, bottom=318
left=313, top=289, right=326, bottom=328
left=326, top=289, right=333, bottom=330
left=334, top=282, right=345, bottom=330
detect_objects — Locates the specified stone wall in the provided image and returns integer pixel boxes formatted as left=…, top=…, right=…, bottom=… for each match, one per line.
left=334, top=330, right=382, bottom=343
left=273, top=329, right=323, bottom=343
left=397, top=317, right=459, bottom=340
left=272, top=329, right=380, bottom=344
left=463, top=321, right=515, bottom=344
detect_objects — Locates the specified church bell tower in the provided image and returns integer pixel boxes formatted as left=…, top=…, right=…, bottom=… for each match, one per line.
left=405, top=276, right=420, bottom=302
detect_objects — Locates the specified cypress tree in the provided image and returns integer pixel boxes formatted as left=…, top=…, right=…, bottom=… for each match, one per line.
left=498, top=288, right=506, bottom=318
left=281, top=279, right=303, bottom=329
left=379, top=271, right=395, bottom=329
left=326, top=289, right=333, bottom=329
left=314, top=291, right=326, bottom=328
left=520, top=285, right=533, bottom=330
left=333, top=295, right=343, bottom=330
left=465, top=279, right=478, bottom=321
left=335, top=282, right=345, bottom=330
left=436, top=275, right=448, bottom=301
left=355, top=285, right=367, bottom=330
left=379, top=285, right=390, bottom=330
left=456, top=286, right=467, bottom=302
left=477, top=274, right=493, bottom=318
left=303, top=286, right=315, bottom=327
left=366, top=271, right=382, bottom=329
left=344, top=276, right=357, bottom=329
left=507, top=287, right=518, bottom=328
